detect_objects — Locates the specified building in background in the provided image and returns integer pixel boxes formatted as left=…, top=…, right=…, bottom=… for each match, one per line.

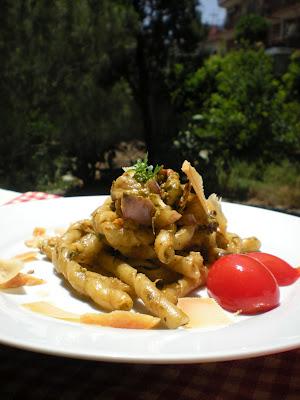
left=217, top=0, right=300, bottom=52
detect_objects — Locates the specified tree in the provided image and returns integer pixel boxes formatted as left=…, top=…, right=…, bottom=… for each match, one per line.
left=174, top=48, right=300, bottom=193
left=235, top=14, right=270, bottom=46
left=0, top=0, right=142, bottom=190
left=283, top=50, right=300, bottom=100
left=127, top=0, right=206, bottom=163
left=0, top=0, right=207, bottom=191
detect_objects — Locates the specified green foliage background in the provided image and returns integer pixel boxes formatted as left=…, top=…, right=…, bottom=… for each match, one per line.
left=0, top=0, right=141, bottom=190
left=0, top=3, right=299, bottom=209
left=173, top=47, right=300, bottom=208
left=234, top=13, right=270, bottom=45
left=0, top=0, right=205, bottom=192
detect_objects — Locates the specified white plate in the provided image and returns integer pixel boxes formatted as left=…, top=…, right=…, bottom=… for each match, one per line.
left=0, top=196, right=299, bottom=364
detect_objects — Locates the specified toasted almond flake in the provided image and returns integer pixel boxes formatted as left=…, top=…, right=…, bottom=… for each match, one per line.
left=19, top=274, right=45, bottom=286
left=177, top=297, right=233, bottom=329
left=25, top=238, right=41, bottom=248
left=207, top=193, right=227, bottom=235
left=0, top=273, right=45, bottom=289
left=13, top=251, right=39, bottom=262
left=181, top=161, right=208, bottom=216
left=33, top=227, right=46, bottom=237
left=81, top=311, right=161, bottom=329
left=22, top=301, right=80, bottom=322
left=0, top=258, right=24, bottom=284
left=22, top=303, right=160, bottom=329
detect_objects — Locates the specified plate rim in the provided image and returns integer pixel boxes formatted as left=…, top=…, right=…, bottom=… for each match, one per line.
left=0, top=195, right=299, bottom=363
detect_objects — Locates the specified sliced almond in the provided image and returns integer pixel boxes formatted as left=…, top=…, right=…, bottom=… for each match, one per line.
left=181, top=160, right=208, bottom=216
left=0, top=273, right=45, bottom=289
left=13, top=251, right=39, bottom=262
left=22, top=301, right=80, bottom=322
left=22, top=303, right=160, bottom=329
left=33, top=227, right=46, bottom=237
left=81, top=310, right=161, bottom=329
left=177, top=297, right=233, bottom=328
left=0, top=258, right=24, bottom=284
left=25, top=238, right=43, bottom=248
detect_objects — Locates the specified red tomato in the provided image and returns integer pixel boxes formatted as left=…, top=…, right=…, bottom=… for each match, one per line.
left=207, top=254, right=280, bottom=314
left=246, top=252, right=299, bottom=286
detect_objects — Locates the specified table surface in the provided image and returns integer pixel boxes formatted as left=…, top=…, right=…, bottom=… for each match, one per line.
left=0, top=189, right=299, bottom=400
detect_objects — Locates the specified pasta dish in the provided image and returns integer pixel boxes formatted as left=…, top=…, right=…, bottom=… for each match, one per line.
left=34, top=159, right=260, bottom=329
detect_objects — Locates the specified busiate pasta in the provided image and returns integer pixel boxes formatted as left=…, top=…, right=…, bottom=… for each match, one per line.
left=35, top=159, right=260, bottom=329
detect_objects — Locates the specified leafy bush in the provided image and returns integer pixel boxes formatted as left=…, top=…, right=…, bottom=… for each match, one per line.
left=174, top=48, right=300, bottom=206
left=176, top=49, right=297, bottom=159
left=169, top=55, right=223, bottom=121
left=283, top=50, right=300, bottom=100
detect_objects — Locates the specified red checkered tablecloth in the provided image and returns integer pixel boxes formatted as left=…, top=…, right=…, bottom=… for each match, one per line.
left=0, top=345, right=299, bottom=400
left=3, top=191, right=60, bottom=205
left=0, top=192, right=299, bottom=400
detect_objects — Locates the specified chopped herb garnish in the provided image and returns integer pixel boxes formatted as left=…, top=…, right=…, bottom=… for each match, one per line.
left=123, top=155, right=162, bottom=183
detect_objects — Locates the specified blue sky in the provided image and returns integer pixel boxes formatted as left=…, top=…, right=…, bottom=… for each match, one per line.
left=199, top=0, right=226, bottom=26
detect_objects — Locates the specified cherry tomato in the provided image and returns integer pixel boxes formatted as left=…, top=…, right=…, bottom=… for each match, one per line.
left=246, top=252, right=299, bottom=286
left=207, top=254, right=280, bottom=314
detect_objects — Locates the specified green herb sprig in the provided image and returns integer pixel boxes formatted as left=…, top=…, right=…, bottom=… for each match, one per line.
left=123, top=155, right=162, bottom=183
